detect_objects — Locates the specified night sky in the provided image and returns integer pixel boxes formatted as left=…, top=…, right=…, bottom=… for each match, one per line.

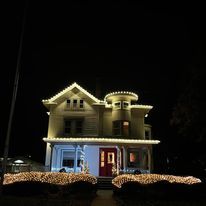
left=1, top=1, right=206, bottom=165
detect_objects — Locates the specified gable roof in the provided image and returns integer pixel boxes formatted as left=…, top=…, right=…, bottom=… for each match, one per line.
left=42, top=82, right=101, bottom=105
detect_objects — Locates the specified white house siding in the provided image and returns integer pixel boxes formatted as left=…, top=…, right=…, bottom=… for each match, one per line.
left=84, top=115, right=98, bottom=136
left=112, top=109, right=131, bottom=121
left=48, top=114, right=63, bottom=137
left=131, top=111, right=145, bottom=139
left=102, top=110, right=112, bottom=136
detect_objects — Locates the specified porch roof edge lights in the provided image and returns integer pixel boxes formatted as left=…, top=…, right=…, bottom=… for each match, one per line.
left=43, top=137, right=160, bottom=145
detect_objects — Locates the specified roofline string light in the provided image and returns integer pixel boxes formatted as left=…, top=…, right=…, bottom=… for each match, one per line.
left=42, top=82, right=152, bottom=108
left=43, top=137, right=160, bottom=145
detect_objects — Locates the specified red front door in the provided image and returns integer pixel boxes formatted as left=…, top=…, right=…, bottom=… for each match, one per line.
left=99, top=148, right=117, bottom=177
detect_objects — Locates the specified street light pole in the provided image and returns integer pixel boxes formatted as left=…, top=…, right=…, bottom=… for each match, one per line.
left=0, top=1, right=28, bottom=195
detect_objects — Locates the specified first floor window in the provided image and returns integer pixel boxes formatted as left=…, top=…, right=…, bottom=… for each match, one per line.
left=62, top=159, right=81, bottom=168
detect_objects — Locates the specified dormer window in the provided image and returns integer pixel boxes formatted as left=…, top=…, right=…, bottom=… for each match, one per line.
left=73, top=99, right=78, bottom=109
left=65, top=99, right=84, bottom=110
left=66, top=99, right=71, bottom=108
left=80, top=100, right=84, bottom=108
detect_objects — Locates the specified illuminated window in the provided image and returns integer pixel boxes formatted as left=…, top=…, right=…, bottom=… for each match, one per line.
left=107, top=152, right=115, bottom=164
left=100, top=150, right=105, bottom=167
left=127, top=149, right=140, bottom=168
left=113, top=120, right=130, bottom=137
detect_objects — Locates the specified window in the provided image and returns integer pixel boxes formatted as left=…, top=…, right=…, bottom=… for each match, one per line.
left=127, top=149, right=140, bottom=168
left=145, top=131, right=150, bottom=139
left=62, top=150, right=81, bottom=168
left=113, top=120, right=130, bottom=137
left=65, top=99, right=84, bottom=110
left=123, top=101, right=129, bottom=109
left=114, top=101, right=121, bottom=109
left=64, top=120, right=72, bottom=134
left=123, top=121, right=129, bottom=136
left=64, top=119, right=83, bottom=135
left=66, top=99, right=71, bottom=108
left=62, top=159, right=81, bottom=167
left=75, top=120, right=83, bottom=134
left=80, top=100, right=84, bottom=108
left=113, top=121, right=121, bottom=135
left=73, top=99, right=77, bottom=109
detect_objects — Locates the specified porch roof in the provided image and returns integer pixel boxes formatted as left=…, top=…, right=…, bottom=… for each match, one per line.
left=43, top=137, right=160, bottom=146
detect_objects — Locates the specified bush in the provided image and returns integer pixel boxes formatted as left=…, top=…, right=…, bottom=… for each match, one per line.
left=3, top=181, right=60, bottom=196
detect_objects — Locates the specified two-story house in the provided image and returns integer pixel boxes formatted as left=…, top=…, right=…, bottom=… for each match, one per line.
left=42, top=82, right=160, bottom=177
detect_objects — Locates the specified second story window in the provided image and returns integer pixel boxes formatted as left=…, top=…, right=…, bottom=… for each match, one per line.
left=76, top=120, right=83, bottom=134
left=65, top=120, right=72, bottom=134
left=113, top=120, right=130, bottom=137
left=64, top=119, right=83, bottom=136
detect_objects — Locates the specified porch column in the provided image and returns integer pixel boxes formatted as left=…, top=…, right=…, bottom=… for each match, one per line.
left=123, top=146, right=127, bottom=173
left=74, top=145, right=78, bottom=173
left=116, top=146, right=121, bottom=175
left=49, top=144, right=54, bottom=171
left=148, top=146, right=152, bottom=172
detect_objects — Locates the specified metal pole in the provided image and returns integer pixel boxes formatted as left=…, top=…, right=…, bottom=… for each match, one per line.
left=0, top=0, right=28, bottom=195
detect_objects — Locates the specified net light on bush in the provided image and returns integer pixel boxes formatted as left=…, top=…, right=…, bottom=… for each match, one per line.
left=3, top=172, right=97, bottom=185
left=112, top=174, right=202, bottom=188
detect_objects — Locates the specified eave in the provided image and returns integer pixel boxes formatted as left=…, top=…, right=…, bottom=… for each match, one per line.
left=43, top=137, right=160, bottom=146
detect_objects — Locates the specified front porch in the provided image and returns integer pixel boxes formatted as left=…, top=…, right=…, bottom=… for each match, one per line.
left=43, top=137, right=160, bottom=177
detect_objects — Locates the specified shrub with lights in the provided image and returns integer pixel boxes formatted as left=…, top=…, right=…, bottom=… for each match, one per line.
left=3, top=172, right=97, bottom=197
left=112, top=174, right=204, bottom=200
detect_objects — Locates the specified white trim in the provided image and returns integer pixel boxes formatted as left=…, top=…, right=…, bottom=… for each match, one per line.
left=43, top=137, right=160, bottom=145
left=130, top=105, right=153, bottom=109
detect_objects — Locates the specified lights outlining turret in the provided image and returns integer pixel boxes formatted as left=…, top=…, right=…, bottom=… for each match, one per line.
left=104, top=91, right=138, bottom=102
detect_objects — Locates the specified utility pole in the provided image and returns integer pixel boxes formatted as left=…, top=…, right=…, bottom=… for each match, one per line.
left=0, top=1, right=28, bottom=195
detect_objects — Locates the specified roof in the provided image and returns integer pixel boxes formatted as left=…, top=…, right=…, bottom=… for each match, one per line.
left=42, top=82, right=101, bottom=105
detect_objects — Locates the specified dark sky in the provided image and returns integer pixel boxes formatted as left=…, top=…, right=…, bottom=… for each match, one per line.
left=1, top=1, right=206, bottom=163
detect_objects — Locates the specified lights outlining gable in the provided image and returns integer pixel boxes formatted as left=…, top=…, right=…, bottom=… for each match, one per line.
left=42, top=82, right=101, bottom=104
